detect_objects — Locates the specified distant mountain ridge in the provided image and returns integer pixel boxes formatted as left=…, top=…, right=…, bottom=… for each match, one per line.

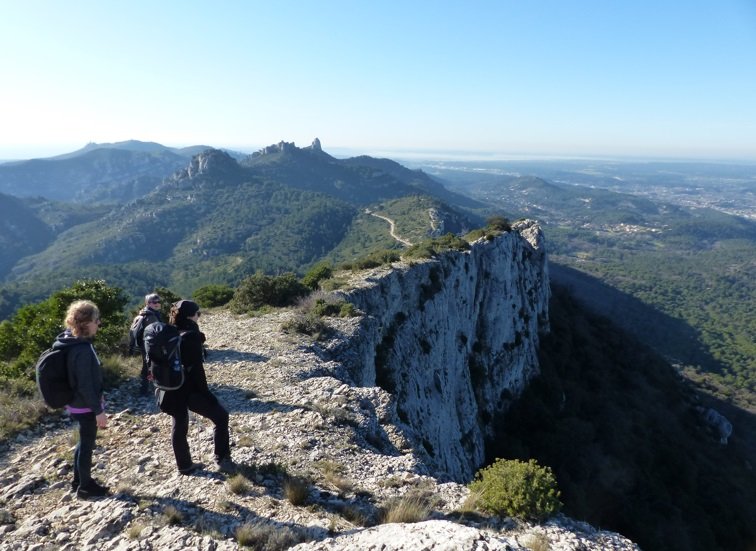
left=47, top=139, right=209, bottom=160
left=0, top=140, right=251, bottom=203
left=0, top=144, right=186, bottom=203
left=0, top=140, right=484, bottom=316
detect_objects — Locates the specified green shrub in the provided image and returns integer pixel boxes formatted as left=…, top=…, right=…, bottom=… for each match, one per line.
left=296, top=294, right=358, bottom=321
left=463, top=228, right=488, bottom=242
left=344, top=249, right=401, bottom=271
left=0, top=279, right=128, bottom=381
left=193, top=284, right=234, bottom=307
left=468, top=458, right=562, bottom=521
left=486, top=215, right=512, bottom=232
left=0, top=377, right=46, bottom=441
left=53, top=279, right=129, bottom=354
left=101, top=354, right=139, bottom=387
left=319, top=277, right=348, bottom=291
left=302, top=261, right=333, bottom=290
left=404, top=233, right=470, bottom=260
left=311, top=298, right=341, bottom=317
left=230, top=272, right=308, bottom=313
left=339, top=302, right=357, bottom=317
left=281, top=312, right=326, bottom=337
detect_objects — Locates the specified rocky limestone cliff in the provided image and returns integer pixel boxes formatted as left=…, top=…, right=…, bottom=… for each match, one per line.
left=334, top=220, right=549, bottom=481
left=170, top=149, right=240, bottom=182
left=0, top=223, right=640, bottom=550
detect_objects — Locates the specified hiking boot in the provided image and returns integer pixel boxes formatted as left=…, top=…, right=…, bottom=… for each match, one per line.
left=77, top=480, right=110, bottom=499
left=70, top=479, right=79, bottom=493
left=178, top=462, right=203, bottom=475
left=216, top=456, right=236, bottom=474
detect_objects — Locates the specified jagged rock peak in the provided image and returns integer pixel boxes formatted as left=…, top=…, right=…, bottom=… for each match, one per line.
left=187, top=148, right=238, bottom=176
left=253, top=138, right=323, bottom=157
left=170, top=148, right=239, bottom=182
left=254, top=140, right=298, bottom=156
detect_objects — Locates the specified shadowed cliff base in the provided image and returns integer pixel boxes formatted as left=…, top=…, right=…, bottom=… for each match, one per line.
left=490, top=285, right=756, bottom=551
left=549, top=263, right=725, bottom=375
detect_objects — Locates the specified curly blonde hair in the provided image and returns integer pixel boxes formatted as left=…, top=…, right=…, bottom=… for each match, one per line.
left=64, top=300, right=100, bottom=337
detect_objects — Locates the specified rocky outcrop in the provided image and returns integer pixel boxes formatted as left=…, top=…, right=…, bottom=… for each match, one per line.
left=335, top=220, right=549, bottom=481
left=699, top=406, right=733, bottom=445
left=171, top=148, right=240, bottom=181
left=254, top=140, right=299, bottom=156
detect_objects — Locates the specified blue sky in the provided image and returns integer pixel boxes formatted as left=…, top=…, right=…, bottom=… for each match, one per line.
left=1, top=0, right=755, bottom=161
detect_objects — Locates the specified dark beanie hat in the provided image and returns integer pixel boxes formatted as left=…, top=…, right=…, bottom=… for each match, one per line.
left=174, top=300, right=200, bottom=318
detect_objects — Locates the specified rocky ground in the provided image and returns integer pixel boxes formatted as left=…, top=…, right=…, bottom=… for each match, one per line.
left=0, top=309, right=639, bottom=550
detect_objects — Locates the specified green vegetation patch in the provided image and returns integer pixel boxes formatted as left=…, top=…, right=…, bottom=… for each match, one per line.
left=403, top=233, right=470, bottom=260
left=468, top=458, right=562, bottom=521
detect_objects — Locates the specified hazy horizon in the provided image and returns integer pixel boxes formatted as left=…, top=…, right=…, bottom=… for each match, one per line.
left=2, top=140, right=756, bottom=166
left=2, top=1, right=755, bottom=162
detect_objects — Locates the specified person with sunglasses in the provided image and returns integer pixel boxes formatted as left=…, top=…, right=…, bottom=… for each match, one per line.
left=157, top=300, right=233, bottom=475
left=56, top=300, right=110, bottom=498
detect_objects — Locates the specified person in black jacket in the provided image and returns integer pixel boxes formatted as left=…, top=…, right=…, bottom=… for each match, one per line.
left=128, top=293, right=163, bottom=395
left=158, top=300, right=233, bottom=475
left=58, top=300, right=110, bottom=498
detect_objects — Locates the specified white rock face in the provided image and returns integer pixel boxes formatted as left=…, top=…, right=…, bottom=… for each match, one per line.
left=336, top=220, right=550, bottom=481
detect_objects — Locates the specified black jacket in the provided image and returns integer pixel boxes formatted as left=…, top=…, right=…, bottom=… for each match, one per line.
left=177, top=319, right=209, bottom=394
left=55, top=331, right=103, bottom=414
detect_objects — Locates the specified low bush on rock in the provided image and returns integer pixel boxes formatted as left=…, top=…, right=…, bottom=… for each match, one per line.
left=468, top=458, right=562, bottom=521
left=235, top=521, right=303, bottom=550
left=230, top=273, right=308, bottom=314
left=403, top=233, right=470, bottom=260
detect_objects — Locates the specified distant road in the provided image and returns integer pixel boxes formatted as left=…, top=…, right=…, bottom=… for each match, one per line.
left=366, top=210, right=413, bottom=246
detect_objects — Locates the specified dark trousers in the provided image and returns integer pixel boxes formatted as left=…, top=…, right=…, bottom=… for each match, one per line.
left=170, top=391, right=229, bottom=470
left=139, top=354, right=150, bottom=391
left=71, top=412, right=98, bottom=487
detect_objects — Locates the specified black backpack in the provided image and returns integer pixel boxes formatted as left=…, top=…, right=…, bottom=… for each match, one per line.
left=143, top=322, right=185, bottom=390
left=35, top=342, right=86, bottom=408
left=129, top=310, right=158, bottom=352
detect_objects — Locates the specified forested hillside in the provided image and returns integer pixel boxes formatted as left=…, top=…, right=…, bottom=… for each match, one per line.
left=494, top=285, right=756, bottom=551
left=0, top=143, right=191, bottom=203
left=421, top=162, right=756, bottom=406
left=0, top=143, right=477, bottom=318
